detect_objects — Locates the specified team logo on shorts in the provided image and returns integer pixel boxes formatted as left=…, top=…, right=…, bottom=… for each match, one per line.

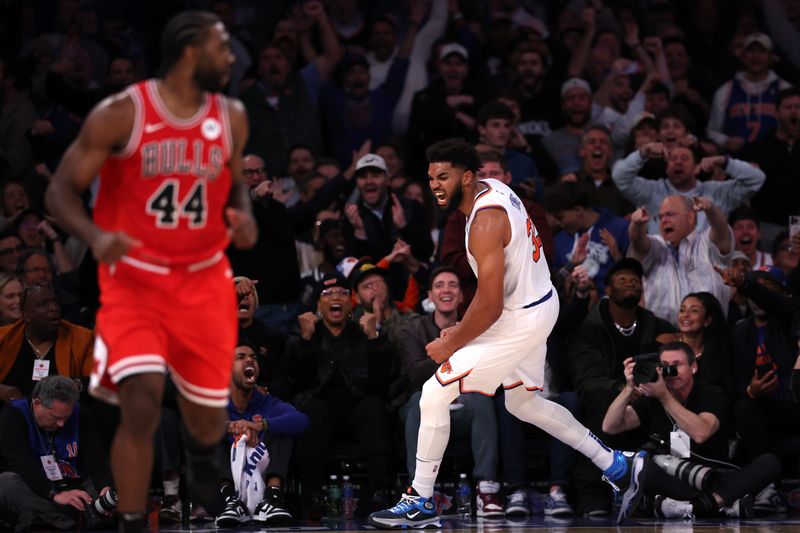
left=440, top=361, right=452, bottom=374
left=201, top=118, right=222, bottom=140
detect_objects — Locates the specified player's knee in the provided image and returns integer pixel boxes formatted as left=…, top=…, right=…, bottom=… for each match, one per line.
left=183, top=408, right=227, bottom=446
left=503, top=387, right=528, bottom=417
left=119, top=394, right=162, bottom=436
left=419, top=380, right=455, bottom=413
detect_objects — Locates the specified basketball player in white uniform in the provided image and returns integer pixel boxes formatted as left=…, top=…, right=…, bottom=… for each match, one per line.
left=368, top=139, right=647, bottom=528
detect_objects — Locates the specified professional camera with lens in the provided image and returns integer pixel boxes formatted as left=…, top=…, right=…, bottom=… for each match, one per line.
left=92, top=489, right=118, bottom=514
left=83, top=489, right=118, bottom=528
left=632, top=353, right=678, bottom=385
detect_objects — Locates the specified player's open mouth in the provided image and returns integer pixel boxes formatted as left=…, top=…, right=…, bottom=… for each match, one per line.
left=740, top=236, right=753, bottom=246
left=591, top=150, right=604, bottom=161
left=243, top=365, right=257, bottom=382
left=238, top=302, right=249, bottom=311
left=433, top=191, right=447, bottom=204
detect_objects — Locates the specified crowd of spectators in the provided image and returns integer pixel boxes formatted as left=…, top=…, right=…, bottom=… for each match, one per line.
left=1, top=0, right=800, bottom=528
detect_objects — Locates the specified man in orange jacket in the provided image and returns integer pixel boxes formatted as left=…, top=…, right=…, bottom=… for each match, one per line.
left=0, top=284, right=92, bottom=402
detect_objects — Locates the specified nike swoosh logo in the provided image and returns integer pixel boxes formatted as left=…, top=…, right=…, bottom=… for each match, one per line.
left=407, top=511, right=420, bottom=518
left=144, top=123, right=166, bottom=133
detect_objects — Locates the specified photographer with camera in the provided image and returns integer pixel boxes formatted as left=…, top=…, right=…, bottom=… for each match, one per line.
left=602, top=342, right=780, bottom=518
left=0, top=376, right=115, bottom=530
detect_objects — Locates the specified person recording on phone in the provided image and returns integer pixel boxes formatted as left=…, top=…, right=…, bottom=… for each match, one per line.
left=715, top=264, right=800, bottom=464
left=0, top=376, right=115, bottom=530
left=602, top=342, right=780, bottom=518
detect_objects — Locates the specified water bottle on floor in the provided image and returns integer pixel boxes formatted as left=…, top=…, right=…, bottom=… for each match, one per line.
left=341, top=475, right=355, bottom=518
left=327, top=475, right=341, bottom=518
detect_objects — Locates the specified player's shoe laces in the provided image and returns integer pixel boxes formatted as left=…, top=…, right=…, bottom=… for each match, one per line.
left=601, top=450, right=648, bottom=524
left=505, top=489, right=530, bottom=516
left=544, top=488, right=574, bottom=516
left=367, top=487, right=441, bottom=529
left=253, top=486, right=292, bottom=524
left=215, top=496, right=249, bottom=528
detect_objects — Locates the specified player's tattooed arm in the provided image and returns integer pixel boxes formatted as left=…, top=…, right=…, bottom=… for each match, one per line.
left=225, top=97, right=257, bottom=249
left=46, top=93, right=142, bottom=263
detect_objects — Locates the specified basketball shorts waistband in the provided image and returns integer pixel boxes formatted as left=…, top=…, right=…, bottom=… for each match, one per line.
left=522, top=288, right=553, bottom=309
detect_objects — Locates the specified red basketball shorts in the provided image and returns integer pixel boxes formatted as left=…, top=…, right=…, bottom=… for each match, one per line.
left=90, top=252, right=237, bottom=408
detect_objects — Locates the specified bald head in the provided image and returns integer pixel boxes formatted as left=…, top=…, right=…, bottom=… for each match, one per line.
left=658, top=195, right=696, bottom=246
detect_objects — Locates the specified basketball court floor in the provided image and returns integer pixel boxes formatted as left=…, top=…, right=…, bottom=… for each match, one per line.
left=148, top=514, right=800, bottom=532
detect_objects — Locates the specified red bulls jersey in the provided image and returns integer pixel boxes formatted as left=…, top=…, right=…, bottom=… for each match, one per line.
left=95, top=79, right=233, bottom=265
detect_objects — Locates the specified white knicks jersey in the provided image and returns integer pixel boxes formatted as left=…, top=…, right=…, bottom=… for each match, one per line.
left=465, top=179, right=553, bottom=310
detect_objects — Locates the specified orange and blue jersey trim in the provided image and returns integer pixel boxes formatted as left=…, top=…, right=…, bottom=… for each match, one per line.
left=503, top=380, right=544, bottom=392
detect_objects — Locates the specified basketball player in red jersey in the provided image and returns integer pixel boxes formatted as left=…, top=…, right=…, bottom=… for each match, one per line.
left=45, top=11, right=256, bottom=532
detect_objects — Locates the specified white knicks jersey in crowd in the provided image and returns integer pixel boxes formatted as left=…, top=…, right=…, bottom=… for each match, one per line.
left=465, top=179, right=553, bottom=311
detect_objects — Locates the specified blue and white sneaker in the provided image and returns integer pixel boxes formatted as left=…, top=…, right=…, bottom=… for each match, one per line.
left=368, top=487, right=441, bottom=529
left=543, top=488, right=574, bottom=516
left=601, top=450, right=648, bottom=524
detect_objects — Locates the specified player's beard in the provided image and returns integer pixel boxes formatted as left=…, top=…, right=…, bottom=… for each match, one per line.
left=441, top=183, right=464, bottom=217
left=194, top=60, right=227, bottom=92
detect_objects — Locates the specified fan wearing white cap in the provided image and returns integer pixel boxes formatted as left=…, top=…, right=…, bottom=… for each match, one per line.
left=341, top=153, right=434, bottom=293
left=707, top=32, right=790, bottom=153
left=406, top=40, right=482, bottom=178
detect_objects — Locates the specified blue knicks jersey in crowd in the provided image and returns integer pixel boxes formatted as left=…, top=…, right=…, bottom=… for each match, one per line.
left=11, top=399, right=82, bottom=480
left=723, top=78, right=780, bottom=143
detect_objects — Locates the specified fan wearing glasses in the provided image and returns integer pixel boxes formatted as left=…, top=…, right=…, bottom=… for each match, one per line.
left=284, top=271, right=396, bottom=515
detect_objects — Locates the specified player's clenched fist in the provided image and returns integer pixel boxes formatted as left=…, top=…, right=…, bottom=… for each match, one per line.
left=426, top=336, right=455, bottom=364
left=298, top=312, right=319, bottom=341
left=90, top=231, right=142, bottom=264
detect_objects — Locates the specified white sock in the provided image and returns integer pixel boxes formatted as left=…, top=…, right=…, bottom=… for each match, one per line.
left=412, top=458, right=443, bottom=499
left=411, top=378, right=460, bottom=498
left=163, top=478, right=179, bottom=497
left=504, top=388, right=614, bottom=471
